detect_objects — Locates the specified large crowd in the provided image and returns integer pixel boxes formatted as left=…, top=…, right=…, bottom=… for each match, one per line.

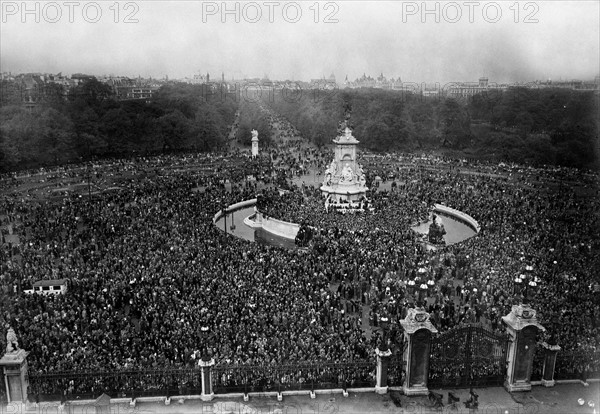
left=1, top=146, right=599, bottom=391
left=258, top=156, right=600, bottom=356
left=1, top=163, right=377, bottom=375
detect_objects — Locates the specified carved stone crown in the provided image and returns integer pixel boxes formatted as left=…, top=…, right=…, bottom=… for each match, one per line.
left=502, top=304, right=546, bottom=332
left=515, top=304, right=536, bottom=319
left=400, top=308, right=438, bottom=335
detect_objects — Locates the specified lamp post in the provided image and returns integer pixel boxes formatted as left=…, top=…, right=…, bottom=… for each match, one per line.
left=427, top=279, right=435, bottom=294
left=525, top=277, right=538, bottom=305
left=200, top=325, right=211, bottom=362
left=198, top=325, right=215, bottom=400
left=513, top=275, right=524, bottom=304
left=549, top=314, right=560, bottom=345
left=379, top=316, right=390, bottom=353
left=407, top=279, right=415, bottom=303
left=418, top=284, right=428, bottom=309
left=521, top=263, right=537, bottom=304
left=86, top=162, right=92, bottom=202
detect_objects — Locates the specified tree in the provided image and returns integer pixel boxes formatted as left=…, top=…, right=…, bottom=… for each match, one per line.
left=440, top=99, right=471, bottom=148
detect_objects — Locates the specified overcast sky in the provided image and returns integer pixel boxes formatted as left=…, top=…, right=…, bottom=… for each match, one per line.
left=1, top=0, right=598, bottom=83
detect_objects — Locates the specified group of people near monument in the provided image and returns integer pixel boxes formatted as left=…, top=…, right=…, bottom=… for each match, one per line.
left=0, top=148, right=598, bottom=398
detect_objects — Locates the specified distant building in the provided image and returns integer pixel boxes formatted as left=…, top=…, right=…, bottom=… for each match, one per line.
left=0, top=72, right=15, bottom=81
left=24, top=279, right=68, bottom=295
left=115, top=85, right=160, bottom=100
left=343, top=73, right=403, bottom=90
left=528, top=77, right=600, bottom=92
left=310, top=73, right=337, bottom=90
left=71, top=73, right=96, bottom=82
left=16, top=73, right=46, bottom=110
left=446, top=77, right=490, bottom=98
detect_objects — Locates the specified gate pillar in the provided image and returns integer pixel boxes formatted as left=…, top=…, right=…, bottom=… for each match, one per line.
left=502, top=304, right=545, bottom=392
left=540, top=342, right=560, bottom=387
left=375, top=348, right=392, bottom=394
left=199, top=357, right=215, bottom=401
left=0, top=339, right=29, bottom=405
left=400, top=308, right=438, bottom=396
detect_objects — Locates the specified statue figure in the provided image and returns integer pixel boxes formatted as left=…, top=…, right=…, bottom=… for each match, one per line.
left=428, top=214, right=446, bottom=245
left=341, top=163, right=354, bottom=182
left=324, top=160, right=337, bottom=177
left=251, top=129, right=258, bottom=140
left=356, top=164, right=365, bottom=183
left=357, top=164, right=364, bottom=177
left=329, top=160, right=337, bottom=175
left=5, top=325, right=19, bottom=353
left=344, top=127, right=352, bottom=140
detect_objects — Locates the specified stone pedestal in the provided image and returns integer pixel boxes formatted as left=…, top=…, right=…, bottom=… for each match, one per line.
left=400, top=308, right=438, bottom=396
left=0, top=349, right=29, bottom=403
left=199, top=358, right=215, bottom=401
left=540, top=342, right=561, bottom=387
left=502, top=304, right=545, bottom=392
left=375, top=348, right=392, bottom=394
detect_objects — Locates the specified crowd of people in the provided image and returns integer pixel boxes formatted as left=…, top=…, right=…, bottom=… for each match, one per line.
left=1, top=165, right=378, bottom=376
left=258, top=157, right=600, bottom=358
left=1, top=144, right=599, bottom=397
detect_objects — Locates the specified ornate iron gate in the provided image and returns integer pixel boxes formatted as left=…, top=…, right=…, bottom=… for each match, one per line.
left=429, top=324, right=509, bottom=388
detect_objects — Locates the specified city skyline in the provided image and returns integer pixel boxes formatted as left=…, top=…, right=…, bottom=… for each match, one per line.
left=1, top=1, right=599, bottom=84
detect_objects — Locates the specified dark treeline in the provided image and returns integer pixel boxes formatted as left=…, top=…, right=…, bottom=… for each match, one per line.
left=235, top=98, right=272, bottom=147
left=0, top=80, right=238, bottom=172
left=1, top=82, right=598, bottom=171
left=268, top=87, right=599, bottom=169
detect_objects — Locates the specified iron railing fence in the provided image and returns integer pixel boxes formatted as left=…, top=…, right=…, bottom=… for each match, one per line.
left=387, top=353, right=405, bottom=387
left=212, top=360, right=376, bottom=394
left=25, top=349, right=599, bottom=401
left=554, top=350, right=600, bottom=381
left=530, top=347, right=546, bottom=382
left=28, top=361, right=377, bottom=401
left=28, top=367, right=201, bottom=402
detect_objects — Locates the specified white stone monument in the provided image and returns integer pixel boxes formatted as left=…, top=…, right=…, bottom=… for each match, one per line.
left=320, top=123, right=368, bottom=203
left=251, top=129, right=259, bottom=158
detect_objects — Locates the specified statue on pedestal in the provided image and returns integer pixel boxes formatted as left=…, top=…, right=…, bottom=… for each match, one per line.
left=323, top=161, right=337, bottom=187
left=5, top=325, right=19, bottom=354
left=341, top=163, right=354, bottom=182
left=344, top=127, right=353, bottom=140
left=325, top=161, right=337, bottom=176
left=428, top=214, right=446, bottom=245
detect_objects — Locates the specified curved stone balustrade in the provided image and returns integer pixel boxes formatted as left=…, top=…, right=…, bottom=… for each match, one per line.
left=433, top=203, right=480, bottom=233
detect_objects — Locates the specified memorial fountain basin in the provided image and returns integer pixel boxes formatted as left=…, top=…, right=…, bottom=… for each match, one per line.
left=215, top=201, right=479, bottom=248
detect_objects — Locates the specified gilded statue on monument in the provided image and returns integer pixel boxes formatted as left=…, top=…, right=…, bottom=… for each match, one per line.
left=5, top=325, right=19, bottom=354
left=341, top=163, right=354, bottom=182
